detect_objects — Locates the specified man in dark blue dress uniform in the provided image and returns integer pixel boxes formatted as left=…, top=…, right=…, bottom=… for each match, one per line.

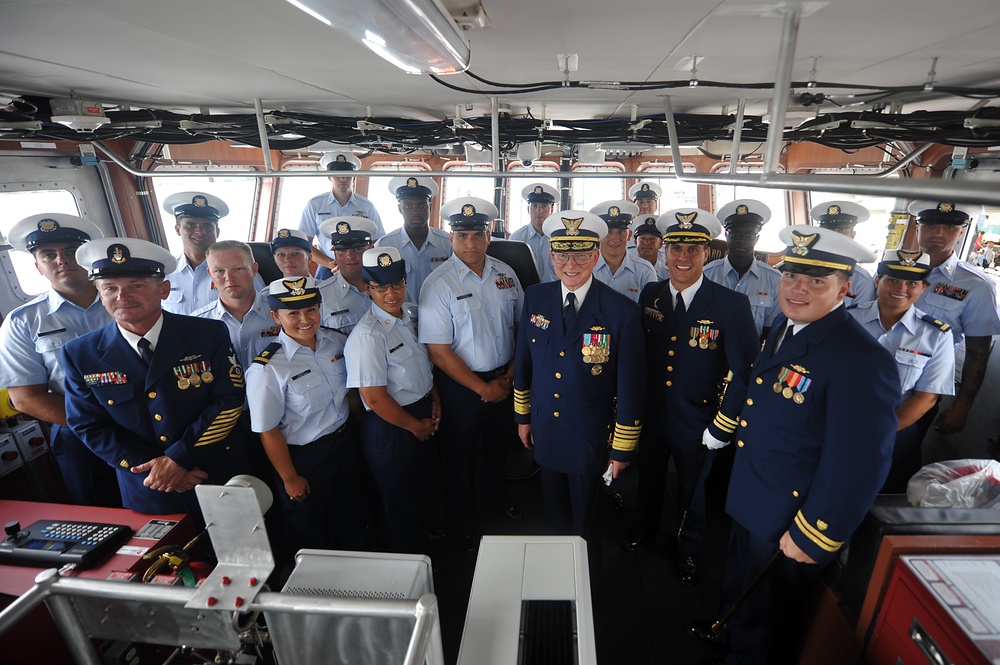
left=62, top=238, right=246, bottom=515
left=514, top=210, right=646, bottom=574
left=694, top=225, right=900, bottom=665
left=624, top=209, right=758, bottom=588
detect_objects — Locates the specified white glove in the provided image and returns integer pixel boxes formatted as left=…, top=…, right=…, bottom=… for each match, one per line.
left=702, top=428, right=729, bottom=450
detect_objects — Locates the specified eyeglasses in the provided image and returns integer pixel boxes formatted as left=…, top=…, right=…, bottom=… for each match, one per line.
left=551, top=252, right=595, bottom=265
left=367, top=280, right=407, bottom=293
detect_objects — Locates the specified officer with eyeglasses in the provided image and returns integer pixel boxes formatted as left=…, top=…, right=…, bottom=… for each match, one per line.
left=161, top=191, right=265, bottom=315
left=514, top=210, right=646, bottom=576
left=374, top=176, right=451, bottom=303
left=316, top=215, right=378, bottom=334
left=346, top=247, right=441, bottom=554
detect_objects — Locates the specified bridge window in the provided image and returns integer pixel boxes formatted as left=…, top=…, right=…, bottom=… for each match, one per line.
left=571, top=164, right=624, bottom=212
left=636, top=164, right=700, bottom=211
left=0, top=188, right=81, bottom=298
left=150, top=168, right=258, bottom=256
left=507, top=163, right=559, bottom=235
left=274, top=166, right=331, bottom=234
left=364, top=162, right=432, bottom=234
left=712, top=166, right=789, bottom=253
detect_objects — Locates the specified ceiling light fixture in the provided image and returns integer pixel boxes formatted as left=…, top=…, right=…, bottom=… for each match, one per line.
left=284, top=0, right=470, bottom=75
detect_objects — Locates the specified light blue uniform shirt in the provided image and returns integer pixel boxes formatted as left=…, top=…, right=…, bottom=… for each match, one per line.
left=298, top=191, right=385, bottom=259
left=509, top=225, right=558, bottom=283
left=374, top=227, right=452, bottom=304
left=593, top=252, right=658, bottom=303
left=163, top=253, right=266, bottom=315
left=317, top=273, right=370, bottom=334
left=346, top=303, right=433, bottom=410
left=916, top=252, right=1000, bottom=343
left=245, top=329, right=350, bottom=445
left=0, top=290, right=110, bottom=393
left=191, top=291, right=279, bottom=367
left=845, top=266, right=876, bottom=306
left=847, top=301, right=955, bottom=399
left=627, top=245, right=669, bottom=281
left=418, top=254, right=524, bottom=372
left=703, top=256, right=782, bottom=337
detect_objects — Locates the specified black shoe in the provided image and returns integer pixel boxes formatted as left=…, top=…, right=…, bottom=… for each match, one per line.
left=606, top=488, right=624, bottom=512
left=622, top=525, right=643, bottom=551
left=504, top=505, right=523, bottom=520
left=688, top=620, right=730, bottom=652
left=678, top=555, right=698, bottom=586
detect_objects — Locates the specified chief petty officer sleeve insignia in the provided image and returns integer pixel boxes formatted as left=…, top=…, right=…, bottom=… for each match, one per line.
left=920, top=313, right=951, bottom=332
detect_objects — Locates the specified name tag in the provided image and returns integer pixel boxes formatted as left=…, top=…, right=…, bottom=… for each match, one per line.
left=456, top=293, right=474, bottom=301
left=389, top=343, right=405, bottom=353
left=38, top=328, right=68, bottom=337
left=329, top=309, right=350, bottom=316
left=291, top=369, right=312, bottom=381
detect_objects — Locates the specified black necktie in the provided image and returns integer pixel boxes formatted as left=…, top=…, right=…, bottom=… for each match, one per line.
left=773, top=324, right=794, bottom=356
left=674, top=291, right=686, bottom=319
left=564, top=292, right=577, bottom=329
left=137, top=337, right=154, bottom=367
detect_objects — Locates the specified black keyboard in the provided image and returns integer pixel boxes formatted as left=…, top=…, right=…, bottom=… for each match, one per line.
left=0, top=520, right=132, bottom=569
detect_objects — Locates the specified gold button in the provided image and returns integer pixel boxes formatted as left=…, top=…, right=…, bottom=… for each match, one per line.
left=554, top=412, right=560, bottom=417
left=666, top=366, right=673, bottom=372
left=148, top=391, right=156, bottom=398
left=793, top=490, right=800, bottom=497
left=554, top=393, right=560, bottom=398
left=755, top=377, right=763, bottom=385
left=670, top=336, right=677, bottom=342
left=559, top=351, right=565, bottom=357
left=555, top=372, right=561, bottom=379
left=665, top=381, right=672, bottom=387
left=154, top=414, right=163, bottom=421
left=746, top=398, right=753, bottom=406
left=159, top=435, right=168, bottom=442
left=107, top=399, right=115, bottom=405
left=738, top=440, right=744, bottom=447
left=668, top=350, right=675, bottom=357
left=740, top=419, right=748, bottom=427
left=532, top=338, right=536, bottom=343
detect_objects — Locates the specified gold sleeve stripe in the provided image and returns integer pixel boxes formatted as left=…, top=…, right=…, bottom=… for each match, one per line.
left=713, top=414, right=737, bottom=433
left=794, top=511, right=844, bottom=552
left=195, top=406, right=244, bottom=446
left=715, top=412, right=737, bottom=427
left=514, top=389, right=531, bottom=415
left=612, top=423, right=641, bottom=451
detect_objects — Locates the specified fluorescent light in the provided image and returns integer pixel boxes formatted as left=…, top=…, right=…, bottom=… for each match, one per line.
left=284, top=0, right=469, bottom=75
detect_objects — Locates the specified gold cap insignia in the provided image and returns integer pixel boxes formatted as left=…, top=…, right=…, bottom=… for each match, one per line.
left=643, top=217, right=656, bottom=226
left=790, top=230, right=819, bottom=256
left=283, top=277, right=307, bottom=297
left=736, top=204, right=749, bottom=216
left=37, top=219, right=58, bottom=232
left=337, top=221, right=351, bottom=234
left=827, top=205, right=841, bottom=215
left=278, top=228, right=290, bottom=238
left=378, top=252, right=392, bottom=267
left=406, top=177, right=418, bottom=188
left=675, top=211, right=697, bottom=230
left=641, top=183, right=650, bottom=192
left=562, top=217, right=583, bottom=236
left=336, top=154, right=346, bottom=163
left=898, top=250, right=921, bottom=267
left=534, top=185, right=543, bottom=194
left=193, top=195, right=208, bottom=207
left=462, top=204, right=476, bottom=217
left=938, top=202, right=954, bottom=213
left=609, top=206, right=620, bottom=218
left=111, top=245, right=126, bottom=264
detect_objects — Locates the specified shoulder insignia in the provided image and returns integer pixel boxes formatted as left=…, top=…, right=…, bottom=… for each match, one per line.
left=253, top=341, right=282, bottom=366
left=920, top=314, right=951, bottom=332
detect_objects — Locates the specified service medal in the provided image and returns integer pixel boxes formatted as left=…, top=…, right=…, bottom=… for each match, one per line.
left=189, top=373, right=202, bottom=387
left=709, top=342, right=717, bottom=350
left=773, top=382, right=783, bottom=393
left=782, top=386, right=793, bottom=399
left=699, top=338, right=709, bottom=349
left=793, top=392, right=805, bottom=404
left=689, top=338, right=698, bottom=347
left=178, top=377, right=190, bottom=390
left=582, top=346, right=592, bottom=356
left=592, top=364, right=602, bottom=376
left=202, top=371, right=214, bottom=383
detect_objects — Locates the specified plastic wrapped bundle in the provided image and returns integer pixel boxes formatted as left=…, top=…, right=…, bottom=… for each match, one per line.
left=907, top=459, right=1000, bottom=509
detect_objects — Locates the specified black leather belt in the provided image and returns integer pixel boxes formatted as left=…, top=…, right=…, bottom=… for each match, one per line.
left=473, top=362, right=510, bottom=381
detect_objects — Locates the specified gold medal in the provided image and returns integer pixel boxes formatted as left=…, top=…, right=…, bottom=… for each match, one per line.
left=591, top=364, right=603, bottom=376
left=793, top=392, right=805, bottom=404
left=773, top=382, right=783, bottom=393
left=689, top=338, right=698, bottom=347
left=582, top=345, right=592, bottom=356
left=189, top=373, right=202, bottom=387
left=202, top=371, right=214, bottom=384
left=709, top=342, right=717, bottom=350
left=177, top=377, right=190, bottom=390
left=782, top=386, right=794, bottom=399
left=699, top=338, right=709, bottom=349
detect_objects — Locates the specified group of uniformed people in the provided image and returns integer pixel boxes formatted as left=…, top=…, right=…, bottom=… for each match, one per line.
left=2, top=148, right=998, bottom=665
